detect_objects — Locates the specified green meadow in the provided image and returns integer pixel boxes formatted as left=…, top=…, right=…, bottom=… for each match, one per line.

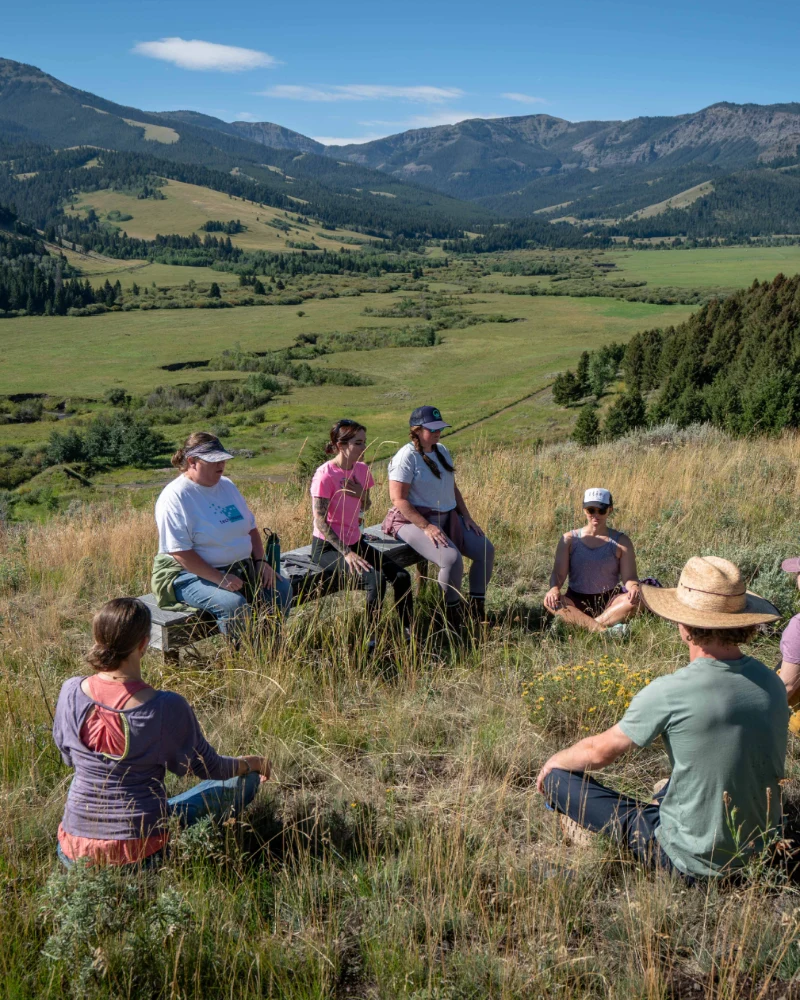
left=607, top=244, right=800, bottom=287
left=3, top=241, right=799, bottom=498
left=0, top=283, right=693, bottom=480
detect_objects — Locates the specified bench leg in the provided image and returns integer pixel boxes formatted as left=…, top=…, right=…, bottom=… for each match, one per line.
left=415, top=561, right=429, bottom=591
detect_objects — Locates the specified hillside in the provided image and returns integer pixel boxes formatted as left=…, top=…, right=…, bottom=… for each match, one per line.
left=331, top=103, right=800, bottom=200
left=321, top=104, right=800, bottom=234
left=0, top=59, right=484, bottom=239
left=5, top=430, right=800, bottom=998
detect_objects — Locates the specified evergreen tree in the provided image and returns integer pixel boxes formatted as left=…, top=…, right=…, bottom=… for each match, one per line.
left=552, top=370, right=583, bottom=406
left=575, top=351, right=591, bottom=394
left=603, top=390, right=647, bottom=439
left=573, top=403, right=601, bottom=447
left=208, top=282, right=221, bottom=299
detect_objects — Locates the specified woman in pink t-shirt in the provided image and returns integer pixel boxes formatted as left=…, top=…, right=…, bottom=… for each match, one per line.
left=310, top=419, right=413, bottom=637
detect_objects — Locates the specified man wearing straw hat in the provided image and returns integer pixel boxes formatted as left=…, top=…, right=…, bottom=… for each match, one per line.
left=537, top=556, right=789, bottom=879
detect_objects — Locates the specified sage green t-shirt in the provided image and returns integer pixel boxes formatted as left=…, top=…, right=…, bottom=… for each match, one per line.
left=619, top=655, right=788, bottom=877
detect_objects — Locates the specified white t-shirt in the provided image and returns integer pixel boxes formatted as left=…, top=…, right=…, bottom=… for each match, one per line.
left=387, top=442, right=456, bottom=511
left=155, top=475, right=256, bottom=568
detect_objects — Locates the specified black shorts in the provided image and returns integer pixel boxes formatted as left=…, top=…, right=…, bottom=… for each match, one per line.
left=565, top=587, right=621, bottom=617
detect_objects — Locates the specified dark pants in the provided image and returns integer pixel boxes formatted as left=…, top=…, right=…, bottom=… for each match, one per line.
left=310, top=537, right=413, bottom=627
left=542, top=768, right=687, bottom=877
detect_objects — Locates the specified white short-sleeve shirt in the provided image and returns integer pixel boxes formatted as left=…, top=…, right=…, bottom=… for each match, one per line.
left=387, top=442, right=456, bottom=511
left=155, top=474, right=256, bottom=567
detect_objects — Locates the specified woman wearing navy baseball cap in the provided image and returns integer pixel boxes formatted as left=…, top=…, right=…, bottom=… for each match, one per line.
left=543, top=487, right=640, bottom=633
left=382, top=406, right=494, bottom=634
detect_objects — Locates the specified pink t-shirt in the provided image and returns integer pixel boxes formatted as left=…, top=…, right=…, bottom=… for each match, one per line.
left=310, top=461, right=374, bottom=546
left=781, top=614, right=800, bottom=663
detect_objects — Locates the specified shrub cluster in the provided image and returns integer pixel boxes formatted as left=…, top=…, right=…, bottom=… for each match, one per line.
left=45, top=412, right=167, bottom=469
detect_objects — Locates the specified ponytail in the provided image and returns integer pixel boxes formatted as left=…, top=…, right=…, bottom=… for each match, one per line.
left=325, top=418, right=366, bottom=456
left=172, top=431, right=219, bottom=471
left=86, top=598, right=152, bottom=672
left=409, top=427, right=455, bottom=479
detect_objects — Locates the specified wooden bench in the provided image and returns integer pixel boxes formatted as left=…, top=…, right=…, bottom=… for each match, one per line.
left=140, top=527, right=426, bottom=662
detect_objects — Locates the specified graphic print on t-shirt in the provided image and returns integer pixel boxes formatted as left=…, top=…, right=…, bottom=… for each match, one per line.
left=210, top=502, right=244, bottom=524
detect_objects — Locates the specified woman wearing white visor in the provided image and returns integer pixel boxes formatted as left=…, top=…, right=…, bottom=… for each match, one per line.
left=544, top=488, right=640, bottom=632
left=155, top=431, right=292, bottom=639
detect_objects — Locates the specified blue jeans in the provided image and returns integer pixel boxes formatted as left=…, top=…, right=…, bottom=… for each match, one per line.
left=173, top=565, right=292, bottom=637
left=57, top=772, right=262, bottom=869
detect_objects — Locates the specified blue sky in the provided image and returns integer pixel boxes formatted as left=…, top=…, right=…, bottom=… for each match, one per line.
left=4, top=0, right=799, bottom=144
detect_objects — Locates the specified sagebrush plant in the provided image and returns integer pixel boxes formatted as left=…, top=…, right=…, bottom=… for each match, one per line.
left=3, top=425, right=800, bottom=998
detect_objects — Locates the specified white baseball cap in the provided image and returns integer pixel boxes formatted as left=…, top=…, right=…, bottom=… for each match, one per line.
left=583, top=488, right=612, bottom=507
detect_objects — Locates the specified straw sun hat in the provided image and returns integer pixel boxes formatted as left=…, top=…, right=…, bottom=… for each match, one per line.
left=641, top=556, right=780, bottom=628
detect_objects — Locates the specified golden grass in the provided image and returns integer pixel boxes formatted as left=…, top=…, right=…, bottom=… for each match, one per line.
left=3, top=427, right=800, bottom=997
left=72, top=179, right=370, bottom=252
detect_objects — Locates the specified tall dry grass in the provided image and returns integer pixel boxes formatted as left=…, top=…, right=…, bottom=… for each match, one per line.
left=2, top=424, right=800, bottom=998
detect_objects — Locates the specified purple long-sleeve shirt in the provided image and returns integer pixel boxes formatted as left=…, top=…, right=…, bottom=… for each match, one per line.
left=53, top=676, right=239, bottom=841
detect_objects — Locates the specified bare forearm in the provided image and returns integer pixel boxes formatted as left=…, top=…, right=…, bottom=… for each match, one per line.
left=546, top=735, right=613, bottom=774
left=170, top=550, right=226, bottom=584
left=312, top=498, right=351, bottom=555
left=393, top=497, right=430, bottom=530
left=779, top=662, right=800, bottom=706
left=249, top=528, right=265, bottom=562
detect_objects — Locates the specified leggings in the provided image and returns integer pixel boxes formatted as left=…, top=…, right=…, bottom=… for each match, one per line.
left=310, top=536, right=413, bottom=626
left=397, top=511, right=495, bottom=605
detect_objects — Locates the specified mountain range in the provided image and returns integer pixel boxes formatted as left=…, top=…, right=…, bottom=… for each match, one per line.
left=2, top=56, right=800, bottom=236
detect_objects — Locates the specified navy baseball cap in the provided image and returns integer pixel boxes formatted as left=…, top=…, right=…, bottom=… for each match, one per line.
left=410, top=405, right=450, bottom=431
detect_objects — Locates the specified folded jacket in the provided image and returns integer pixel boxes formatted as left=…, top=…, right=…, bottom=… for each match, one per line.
left=151, top=553, right=190, bottom=611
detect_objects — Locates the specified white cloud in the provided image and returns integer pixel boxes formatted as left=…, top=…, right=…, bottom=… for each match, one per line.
left=133, top=38, right=277, bottom=72
left=261, top=84, right=464, bottom=103
left=502, top=92, right=546, bottom=104
left=235, top=111, right=259, bottom=121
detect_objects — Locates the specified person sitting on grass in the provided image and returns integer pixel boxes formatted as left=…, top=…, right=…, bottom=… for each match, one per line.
left=310, top=418, right=413, bottom=641
left=382, top=405, right=494, bottom=635
left=543, top=488, right=640, bottom=633
left=778, top=556, right=800, bottom=717
left=53, top=598, right=270, bottom=868
left=154, top=431, right=292, bottom=641
left=536, top=556, right=788, bottom=881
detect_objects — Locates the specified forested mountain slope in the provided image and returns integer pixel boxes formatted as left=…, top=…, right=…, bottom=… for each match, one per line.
left=0, top=59, right=484, bottom=238
left=626, top=272, right=800, bottom=433
left=331, top=103, right=800, bottom=199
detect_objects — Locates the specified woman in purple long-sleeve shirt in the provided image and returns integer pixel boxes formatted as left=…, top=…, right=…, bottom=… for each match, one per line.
left=52, top=598, right=269, bottom=867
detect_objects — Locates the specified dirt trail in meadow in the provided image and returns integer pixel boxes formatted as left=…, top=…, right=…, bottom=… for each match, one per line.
left=446, top=382, right=553, bottom=437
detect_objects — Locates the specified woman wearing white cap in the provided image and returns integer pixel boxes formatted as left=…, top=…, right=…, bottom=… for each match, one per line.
left=543, top=488, right=640, bottom=632
left=382, top=405, right=494, bottom=632
left=154, top=431, right=292, bottom=637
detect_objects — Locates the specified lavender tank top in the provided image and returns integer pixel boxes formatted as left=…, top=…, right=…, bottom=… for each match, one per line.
left=568, top=529, right=622, bottom=595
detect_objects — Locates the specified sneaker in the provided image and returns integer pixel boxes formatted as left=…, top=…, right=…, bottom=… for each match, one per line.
left=558, top=814, right=596, bottom=848
left=605, top=623, right=629, bottom=637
